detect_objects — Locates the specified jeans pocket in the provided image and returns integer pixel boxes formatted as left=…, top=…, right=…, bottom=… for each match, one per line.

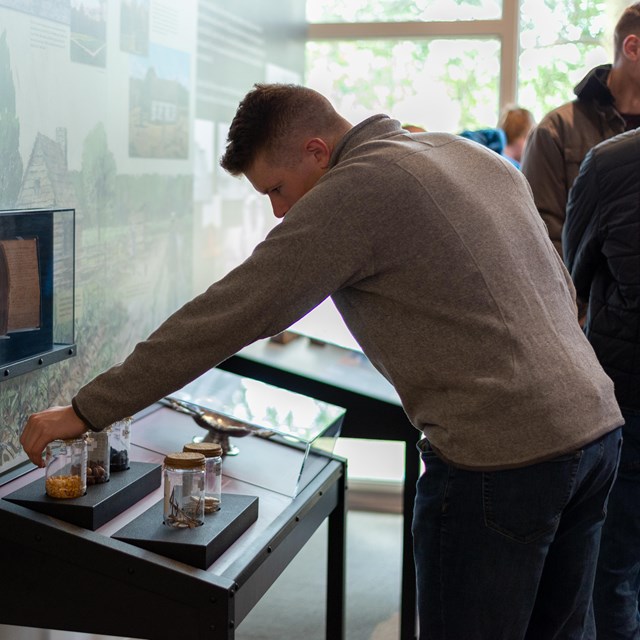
left=482, top=452, right=582, bottom=543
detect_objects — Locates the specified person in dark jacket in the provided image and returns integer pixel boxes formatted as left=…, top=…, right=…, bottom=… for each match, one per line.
left=522, top=2, right=640, bottom=257
left=564, top=127, right=640, bottom=639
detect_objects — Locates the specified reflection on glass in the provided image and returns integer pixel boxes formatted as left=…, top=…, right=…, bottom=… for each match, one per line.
left=306, top=38, right=500, bottom=133
left=171, top=368, right=345, bottom=445
left=306, top=0, right=502, bottom=23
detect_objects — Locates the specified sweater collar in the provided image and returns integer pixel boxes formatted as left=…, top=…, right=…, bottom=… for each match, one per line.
left=329, top=114, right=401, bottom=169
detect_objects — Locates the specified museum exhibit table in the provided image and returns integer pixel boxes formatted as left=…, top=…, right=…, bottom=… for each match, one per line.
left=0, top=369, right=347, bottom=640
left=218, top=334, right=421, bottom=640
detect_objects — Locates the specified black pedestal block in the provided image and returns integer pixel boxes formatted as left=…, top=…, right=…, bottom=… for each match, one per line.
left=112, top=493, right=259, bottom=569
left=3, top=462, right=161, bottom=530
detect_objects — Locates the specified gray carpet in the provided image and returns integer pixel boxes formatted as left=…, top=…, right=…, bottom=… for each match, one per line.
left=236, top=510, right=403, bottom=640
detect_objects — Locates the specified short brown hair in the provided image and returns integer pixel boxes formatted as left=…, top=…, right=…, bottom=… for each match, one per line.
left=614, top=3, right=640, bottom=62
left=220, top=83, right=347, bottom=176
left=497, top=106, right=535, bottom=145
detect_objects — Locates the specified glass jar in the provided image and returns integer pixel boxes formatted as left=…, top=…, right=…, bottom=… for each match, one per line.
left=45, top=437, right=87, bottom=499
left=163, top=452, right=206, bottom=528
left=183, top=442, right=222, bottom=513
left=109, top=417, right=131, bottom=471
left=86, top=428, right=110, bottom=485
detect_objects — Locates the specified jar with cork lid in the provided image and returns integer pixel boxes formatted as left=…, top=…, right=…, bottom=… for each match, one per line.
left=163, top=452, right=206, bottom=528
left=183, top=442, right=222, bottom=513
left=45, top=436, right=88, bottom=499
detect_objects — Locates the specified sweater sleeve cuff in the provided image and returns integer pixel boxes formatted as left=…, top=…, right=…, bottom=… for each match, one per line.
left=71, top=397, right=101, bottom=432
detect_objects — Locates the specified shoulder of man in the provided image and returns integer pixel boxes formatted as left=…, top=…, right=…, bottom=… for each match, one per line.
left=588, top=128, right=640, bottom=176
left=530, top=64, right=614, bottom=140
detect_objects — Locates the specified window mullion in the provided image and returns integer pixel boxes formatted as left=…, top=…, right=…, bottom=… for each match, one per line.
left=307, top=20, right=507, bottom=40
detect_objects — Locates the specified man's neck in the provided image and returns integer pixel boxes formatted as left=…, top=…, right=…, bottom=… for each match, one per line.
left=607, top=66, right=640, bottom=114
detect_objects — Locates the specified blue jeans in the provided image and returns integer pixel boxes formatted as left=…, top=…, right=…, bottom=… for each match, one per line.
left=412, top=428, right=622, bottom=640
left=593, top=412, right=640, bottom=639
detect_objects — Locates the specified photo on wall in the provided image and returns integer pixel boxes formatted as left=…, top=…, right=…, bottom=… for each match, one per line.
left=120, top=0, right=149, bottom=56
left=128, top=43, right=190, bottom=159
left=0, top=0, right=70, bottom=22
left=70, top=0, right=107, bottom=67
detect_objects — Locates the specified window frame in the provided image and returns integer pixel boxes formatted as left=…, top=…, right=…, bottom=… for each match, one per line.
left=305, top=0, right=520, bottom=109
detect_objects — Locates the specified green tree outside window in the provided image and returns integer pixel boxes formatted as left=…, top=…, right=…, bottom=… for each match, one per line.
left=305, top=0, right=615, bottom=129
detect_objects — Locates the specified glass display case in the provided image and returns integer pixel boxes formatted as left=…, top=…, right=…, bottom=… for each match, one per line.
left=158, top=367, right=346, bottom=497
left=0, top=207, right=76, bottom=380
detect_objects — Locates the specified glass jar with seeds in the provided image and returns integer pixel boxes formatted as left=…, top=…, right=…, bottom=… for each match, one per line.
left=45, top=437, right=87, bottom=499
left=163, top=452, right=206, bottom=528
left=183, top=442, right=222, bottom=513
left=86, top=427, right=110, bottom=485
left=109, top=417, right=131, bottom=471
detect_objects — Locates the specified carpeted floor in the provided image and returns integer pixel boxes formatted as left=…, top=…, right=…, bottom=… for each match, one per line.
left=236, top=510, right=403, bottom=640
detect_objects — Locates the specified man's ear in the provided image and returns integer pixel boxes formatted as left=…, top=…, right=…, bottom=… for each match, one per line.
left=305, top=138, right=332, bottom=169
left=623, top=34, right=640, bottom=61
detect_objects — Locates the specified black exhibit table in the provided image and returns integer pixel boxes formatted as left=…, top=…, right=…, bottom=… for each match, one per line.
left=0, top=401, right=347, bottom=640
left=218, top=334, right=421, bottom=640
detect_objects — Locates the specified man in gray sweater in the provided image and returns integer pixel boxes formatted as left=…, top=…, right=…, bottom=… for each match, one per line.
left=21, top=84, right=623, bottom=639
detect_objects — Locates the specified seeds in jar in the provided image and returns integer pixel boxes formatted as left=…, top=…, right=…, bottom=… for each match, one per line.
left=110, top=447, right=129, bottom=471
left=204, top=496, right=221, bottom=513
left=46, top=475, right=84, bottom=498
left=86, top=461, right=108, bottom=485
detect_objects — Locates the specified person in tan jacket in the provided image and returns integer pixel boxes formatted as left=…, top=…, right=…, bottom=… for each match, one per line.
left=521, top=2, right=640, bottom=257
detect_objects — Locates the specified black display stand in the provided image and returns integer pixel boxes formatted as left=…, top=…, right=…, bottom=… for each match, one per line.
left=3, top=461, right=161, bottom=530
left=0, top=405, right=347, bottom=640
left=218, top=336, right=421, bottom=640
left=113, top=494, right=259, bottom=569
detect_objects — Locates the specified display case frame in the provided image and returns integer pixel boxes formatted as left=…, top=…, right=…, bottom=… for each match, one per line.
left=0, top=207, right=76, bottom=381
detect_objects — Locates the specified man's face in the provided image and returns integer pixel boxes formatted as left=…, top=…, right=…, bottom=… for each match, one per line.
left=244, top=142, right=329, bottom=219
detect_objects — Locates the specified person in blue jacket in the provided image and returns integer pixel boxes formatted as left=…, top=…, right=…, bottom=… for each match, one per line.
left=458, top=127, right=521, bottom=168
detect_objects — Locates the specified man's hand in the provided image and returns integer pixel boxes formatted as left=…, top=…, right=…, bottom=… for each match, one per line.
left=20, top=405, right=87, bottom=467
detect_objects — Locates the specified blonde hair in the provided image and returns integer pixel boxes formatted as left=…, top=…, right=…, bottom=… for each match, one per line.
left=498, top=106, right=536, bottom=145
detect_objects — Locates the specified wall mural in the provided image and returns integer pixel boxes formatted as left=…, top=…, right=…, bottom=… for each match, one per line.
left=0, top=0, right=305, bottom=479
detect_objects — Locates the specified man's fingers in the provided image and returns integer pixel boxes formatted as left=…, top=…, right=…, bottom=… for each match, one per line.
left=20, top=406, right=87, bottom=468
left=20, top=414, right=51, bottom=467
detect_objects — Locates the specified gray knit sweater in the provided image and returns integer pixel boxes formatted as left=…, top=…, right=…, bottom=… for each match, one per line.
left=73, top=115, right=623, bottom=469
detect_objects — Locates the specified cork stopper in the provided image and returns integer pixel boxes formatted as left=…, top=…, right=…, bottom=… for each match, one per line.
left=164, top=451, right=206, bottom=469
left=183, top=442, right=223, bottom=458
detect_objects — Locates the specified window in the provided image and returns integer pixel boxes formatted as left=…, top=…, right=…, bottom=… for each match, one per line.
left=307, top=0, right=503, bottom=22
left=519, top=0, right=610, bottom=120
left=305, top=0, right=614, bottom=130
left=307, top=37, right=501, bottom=132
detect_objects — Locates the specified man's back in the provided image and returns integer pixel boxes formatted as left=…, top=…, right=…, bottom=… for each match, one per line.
left=298, top=118, right=622, bottom=468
